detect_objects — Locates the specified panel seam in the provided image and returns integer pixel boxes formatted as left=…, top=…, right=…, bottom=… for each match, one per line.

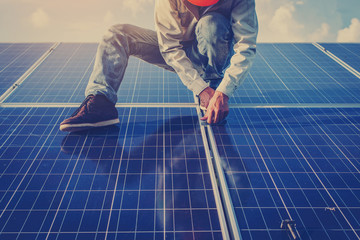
left=195, top=105, right=231, bottom=240
left=193, top=94, right=241, bottom=240
left=0, top=42, right=60, bottom=104
left=313, top=42, right=360, bottom=80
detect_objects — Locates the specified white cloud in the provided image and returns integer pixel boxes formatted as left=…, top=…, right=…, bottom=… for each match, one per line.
left=309, top=23, right=330, bottom=42
left=122, top=0, right=154, bottom=16
left=337, top=18, right=360, bottom=42
left=30, top=8, right=49, bottom=28
left=266, top=3, right=305, bottom=42
left=256, top=0, right=346, bottom=42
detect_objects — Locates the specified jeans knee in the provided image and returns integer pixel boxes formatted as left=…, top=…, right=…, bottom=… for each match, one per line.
left=196, top=12, right=231, bottom=44
left=103, top=24, right=130, bottom=42
left=100, top=24, right=135, bottom=56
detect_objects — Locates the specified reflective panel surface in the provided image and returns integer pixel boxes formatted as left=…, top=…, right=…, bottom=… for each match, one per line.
left=211, top=108, right=360, bottom=239
left=0, top=107, right=222, bottom=239
left=320, top=43, right=360, bottom=72
left=231, top=44, right=360, bottom=104
left=1, top=43, right=360, bottom=240
left=0, top=43, right=53, bottom=96
left=4, top=43, right=193, bottom=104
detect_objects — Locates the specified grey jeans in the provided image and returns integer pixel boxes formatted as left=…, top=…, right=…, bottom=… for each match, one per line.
left=85, top=12, right=232, bottom=103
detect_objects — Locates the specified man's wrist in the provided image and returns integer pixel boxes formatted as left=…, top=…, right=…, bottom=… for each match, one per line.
left=215, top=90, right=229, bottom=101
left=199, top=87, right=214, bottom=97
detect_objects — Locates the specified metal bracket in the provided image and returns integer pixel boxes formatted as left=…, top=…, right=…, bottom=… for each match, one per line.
left=281, top=219, right=299, bottom=240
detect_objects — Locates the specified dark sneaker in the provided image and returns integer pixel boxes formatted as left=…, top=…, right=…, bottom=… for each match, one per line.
left=59, top=95, right=119, bottom=132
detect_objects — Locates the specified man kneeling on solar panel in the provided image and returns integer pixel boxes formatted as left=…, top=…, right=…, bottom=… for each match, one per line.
left=60, top=0, right=258, bottom=132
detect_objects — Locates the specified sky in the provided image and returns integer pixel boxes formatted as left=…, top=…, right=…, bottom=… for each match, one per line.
left=0, top=0, right=359, bottom=42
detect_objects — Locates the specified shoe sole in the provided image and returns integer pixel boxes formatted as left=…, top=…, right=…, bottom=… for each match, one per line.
left=60, top=118, right=120, bottom=132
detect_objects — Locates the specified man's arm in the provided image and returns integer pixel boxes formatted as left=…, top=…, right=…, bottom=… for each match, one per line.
left=202, top=0, right=258, bottom=124
left=217, top=0, right=258, bottom=97
left=154, top=0, right=209, bottom=96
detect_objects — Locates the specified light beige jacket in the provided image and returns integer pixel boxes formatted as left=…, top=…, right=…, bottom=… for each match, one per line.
left=155, top=0, right=258, bottom=97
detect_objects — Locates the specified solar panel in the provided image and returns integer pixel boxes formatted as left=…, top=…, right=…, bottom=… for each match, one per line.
left=319, top=43, right=360, bottom=72
left=3, top=43, right=98, bottom=103
left=6, top=43, right=360, bottom=105
left=4, top=43, right=193, bottom=104
left=0, top=43, right=53, bottom=97
left=210, top=107, right=360, bottom=239
left=0, top=42, right=360, bottom=240
left=231, top=43, right=360, bottom=104
left=119, top=59, right=194, bottom=104
left=285, top=44, right=360, bottom=102
left=0, top=107, right=223, bottom=239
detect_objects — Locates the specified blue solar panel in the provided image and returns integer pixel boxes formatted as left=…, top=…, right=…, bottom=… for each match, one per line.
left=211, top=107, right=360, bottom=239
left=121, top=59, right=194, bottom=103
left=3, top=43, right=98, bottom=103
left=0, top=43, right=53, bottom=97
left=320, top=43, right=360, bottom=72
left=1, top=43, right=360, bottom=239
left=7, top=43, right=360, bottom=105
left=231, top=43, right=360, bottom=104
left=278, top=44, right=360, bottom=103
left=4, top=43, right=193, bottom=104
left=0, top=107, right=222, bottom=239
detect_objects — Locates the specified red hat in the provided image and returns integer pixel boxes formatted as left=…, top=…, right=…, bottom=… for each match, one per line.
left=187, top=0, right=219, bottom=6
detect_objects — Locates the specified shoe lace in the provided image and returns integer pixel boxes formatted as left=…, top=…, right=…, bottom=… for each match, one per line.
left=70, top=95, right=95, bottom=117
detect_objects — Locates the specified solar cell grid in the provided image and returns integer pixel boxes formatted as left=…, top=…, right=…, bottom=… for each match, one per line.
left=277, top=44, right=360, bottom=103
left=0, top=107, right=223, bottom=240
left=0, top=44, right=12, bottom=54
left=211, top=107, right=360, bottom=239
left=320, top=43, right=360, bottom=72
left=124, top=60, right=193, bottom=103
left=4, top=43, right=359, bottom=105
left=235, top=56, right=297, bottom=104
left=231, top=43, right=360, bottom=104
left=0, top=44, right=48, bottom=71
left=4, top=43, right=98, bottom=103
left=0, top=43, right=360, bottom=240
left=0, top=43, right=53, bottom=97
left=4, top=43, right=193, bottom=104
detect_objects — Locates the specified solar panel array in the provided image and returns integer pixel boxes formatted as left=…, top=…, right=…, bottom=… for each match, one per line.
left=4, top=43, right=193, bottom=104
left=0, top=42, right=359, bottom=240
left=319, top=43, right=360, bottom=72
left=0, top=107, right=222, bottom=239
left=0, top=43, right=53, bottom=96
left=232, top=44, right=360, bottom=104
left=212, top=107, right=360, bottom=239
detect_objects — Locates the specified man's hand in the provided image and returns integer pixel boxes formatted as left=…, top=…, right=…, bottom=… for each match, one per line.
left=199, top=87, right=215, bottom=109
left=200, top=91, right=229, bottom=124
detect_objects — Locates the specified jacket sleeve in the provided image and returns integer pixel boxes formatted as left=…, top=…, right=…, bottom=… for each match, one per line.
left=216, top=0, right=258, bottom=98
left=154, top=0, right=209, bottom=96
